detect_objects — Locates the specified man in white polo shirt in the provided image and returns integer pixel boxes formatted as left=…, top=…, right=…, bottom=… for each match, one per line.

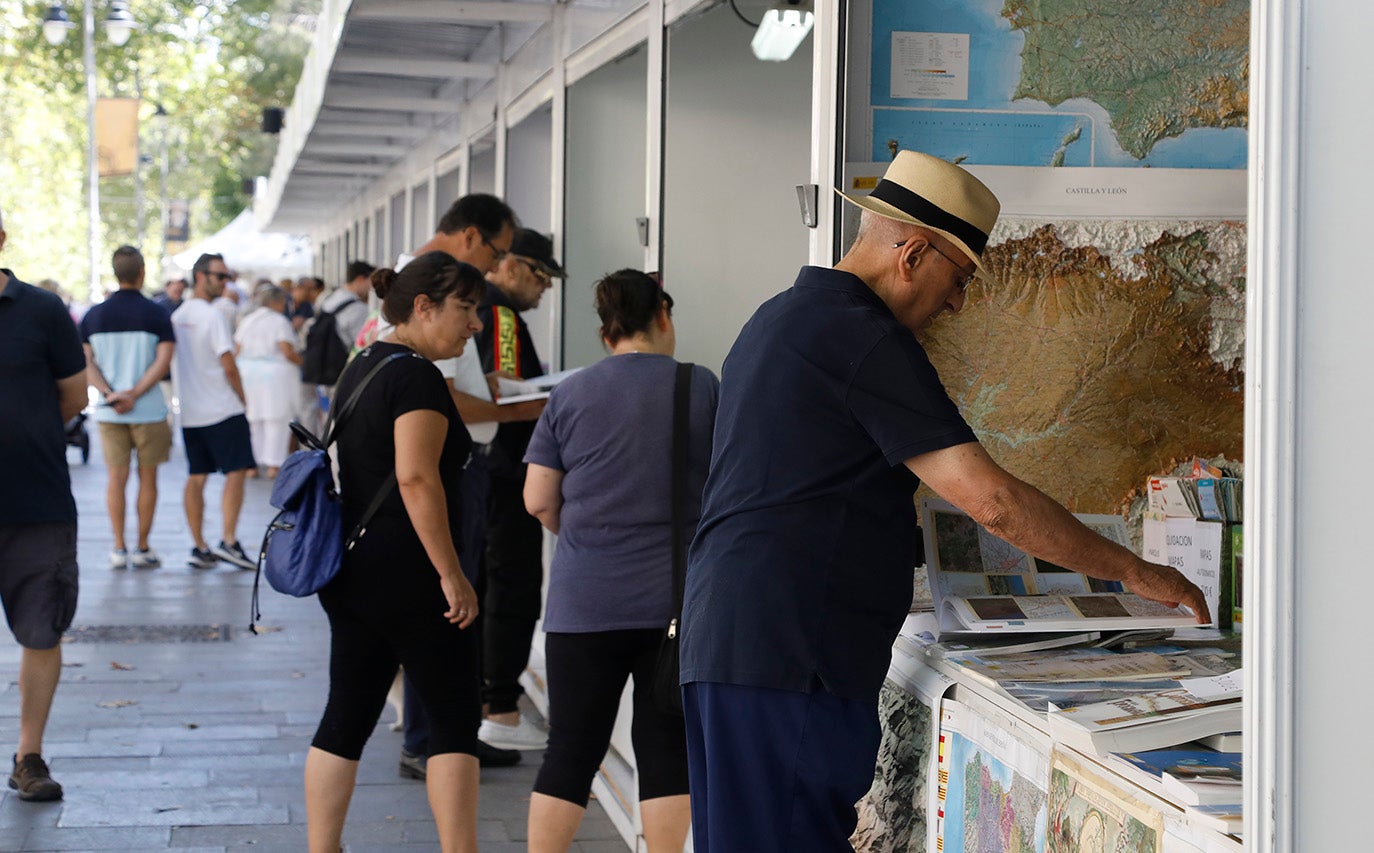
left=385, top=194, right=546, bottom=776
left=170, top=253, right=257, bottom=570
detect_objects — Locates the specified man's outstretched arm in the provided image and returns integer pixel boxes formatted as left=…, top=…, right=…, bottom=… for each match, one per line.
left=906, top=441, right=1211, bottom=624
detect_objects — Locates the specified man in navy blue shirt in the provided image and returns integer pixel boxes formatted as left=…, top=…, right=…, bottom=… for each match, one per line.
left=80, top=246, right=176, bottom=569
left=0, top=210, right=89, bottom=802
left=678, top=152, right=1211, bottom=851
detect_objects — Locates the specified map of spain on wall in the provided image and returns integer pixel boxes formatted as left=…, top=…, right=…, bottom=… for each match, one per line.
left=871, top=0, right=1248, bottom=168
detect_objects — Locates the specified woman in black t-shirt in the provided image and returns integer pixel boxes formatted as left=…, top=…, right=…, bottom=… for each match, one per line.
left=304, top=252, right=485, bottom=853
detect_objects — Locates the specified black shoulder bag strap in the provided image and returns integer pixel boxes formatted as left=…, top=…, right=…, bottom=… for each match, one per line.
left=668, top=362, right=694, bottom=638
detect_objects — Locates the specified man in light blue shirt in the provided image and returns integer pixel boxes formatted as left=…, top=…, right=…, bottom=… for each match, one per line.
left=79, top=246, right=176, bottom=569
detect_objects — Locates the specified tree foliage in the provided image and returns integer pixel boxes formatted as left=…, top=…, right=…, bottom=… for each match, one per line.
left=0, top=0, right=319, bottom=300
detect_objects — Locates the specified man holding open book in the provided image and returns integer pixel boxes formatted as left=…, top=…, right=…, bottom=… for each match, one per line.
left=678, top=150, right=1210, bottom=852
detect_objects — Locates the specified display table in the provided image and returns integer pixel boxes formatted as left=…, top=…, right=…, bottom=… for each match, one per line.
left=854, top=615, right=1244, bottom=853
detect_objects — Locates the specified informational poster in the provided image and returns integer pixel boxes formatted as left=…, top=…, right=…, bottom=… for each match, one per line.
left=891, top=31, right=969, bottom=100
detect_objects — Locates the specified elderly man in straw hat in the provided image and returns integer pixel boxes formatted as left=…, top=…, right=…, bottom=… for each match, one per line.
left=677, top=151, right=1210, bottom=850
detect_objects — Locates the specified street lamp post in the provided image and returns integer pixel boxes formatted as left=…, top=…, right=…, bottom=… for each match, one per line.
left=40, top=2, right=137, bottom=301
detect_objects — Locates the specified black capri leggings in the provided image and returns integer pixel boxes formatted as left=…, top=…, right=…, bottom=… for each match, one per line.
left=534, top=629, right=690, bottom=807
left=311, top=552, right=481, bottom=762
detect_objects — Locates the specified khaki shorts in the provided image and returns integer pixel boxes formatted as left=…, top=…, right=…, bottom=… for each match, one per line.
left=99, top=420, right=173, bottom=468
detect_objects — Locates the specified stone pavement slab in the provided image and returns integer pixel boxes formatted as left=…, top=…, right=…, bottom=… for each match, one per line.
left=0, top=440, right=623, bottom=851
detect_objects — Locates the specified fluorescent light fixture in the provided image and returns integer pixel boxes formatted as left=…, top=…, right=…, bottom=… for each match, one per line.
left=750, top=0, right=814, bottom=62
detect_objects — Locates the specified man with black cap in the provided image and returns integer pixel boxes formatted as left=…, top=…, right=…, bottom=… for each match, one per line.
left=678, top=151, right=1211, bottom=851
left=473, top=228, right=566, bottom=750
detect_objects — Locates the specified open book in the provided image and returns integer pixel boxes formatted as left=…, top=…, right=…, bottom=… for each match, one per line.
left=494, top=367, right=582, bottom=405
left=920, top=498, right=1199, bottom=635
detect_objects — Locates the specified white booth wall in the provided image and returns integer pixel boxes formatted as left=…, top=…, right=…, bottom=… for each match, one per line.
left=389, top=193, right=405, bottom=263
left=436, top=166, right=462, bottom=225
left=563, top=46, right=650, bottom=369
left=470, top=143, right=497, bottom=197
left=661, top=3, right=814, bottom=375
left=410, top=182, right=432, bottom=246
left=506, top=106, right=556, bottom=370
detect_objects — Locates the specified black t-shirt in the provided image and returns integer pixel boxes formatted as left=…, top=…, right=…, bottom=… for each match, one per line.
left=0, top=273, right=85, bottom=524
left=333, top=342, right=473, bottom=557
left=680, top=266, right=978, bottom=702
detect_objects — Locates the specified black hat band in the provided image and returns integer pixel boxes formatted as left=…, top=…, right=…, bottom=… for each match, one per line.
left=869, top=179, right=988, bottom=255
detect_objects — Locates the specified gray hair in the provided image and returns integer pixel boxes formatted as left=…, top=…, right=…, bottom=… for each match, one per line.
left=256, top=284, right=288, bottom=307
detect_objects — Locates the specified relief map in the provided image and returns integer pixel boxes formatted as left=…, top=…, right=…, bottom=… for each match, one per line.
left=920, top=219, right=1246, bottom=515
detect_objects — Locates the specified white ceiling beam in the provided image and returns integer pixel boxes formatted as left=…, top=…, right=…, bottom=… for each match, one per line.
left=350, top=0, right=554, bottom=25
left=305, top=141, right=412, bottom=158
left=324, top=89, right=459, bottom=113
left=294, top=162, right=393, bottom=176
left=333, top=55, right=497, bottom=80
left=313, top=122, right=433, bottom=140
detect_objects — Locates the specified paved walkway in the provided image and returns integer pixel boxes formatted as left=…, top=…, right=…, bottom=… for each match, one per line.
left=0, top=433, right=620, bottom=852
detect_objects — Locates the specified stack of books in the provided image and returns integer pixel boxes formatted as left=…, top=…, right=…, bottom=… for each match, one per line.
left=1109, top=747, right=1243, bottom=836
left=1044, top=670, right=1242, bottom=754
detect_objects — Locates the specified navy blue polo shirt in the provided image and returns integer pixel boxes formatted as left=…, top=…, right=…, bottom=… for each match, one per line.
left=679, top=266, right=978, bottom=702
left=79, top=289, right=176, bottom=424
left=0, top=272, right=87, bottom=524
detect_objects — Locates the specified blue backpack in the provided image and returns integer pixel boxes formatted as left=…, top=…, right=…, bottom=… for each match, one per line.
left=249, top=350, right=417, bottom=630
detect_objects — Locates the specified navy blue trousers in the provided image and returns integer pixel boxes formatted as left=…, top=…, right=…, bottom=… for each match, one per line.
left=403, top=453, right=488, bottom=756
left=682, top=681, right=881, bottom=853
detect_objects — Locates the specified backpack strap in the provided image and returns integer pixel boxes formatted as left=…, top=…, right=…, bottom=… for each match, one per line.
left=325, top=348, right=420, bottom=541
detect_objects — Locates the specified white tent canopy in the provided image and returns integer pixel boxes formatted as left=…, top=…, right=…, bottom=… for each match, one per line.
left=170, top=209, right=313, bottom=281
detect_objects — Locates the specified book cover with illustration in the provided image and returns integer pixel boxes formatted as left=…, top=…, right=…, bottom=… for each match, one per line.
left=1048, top=749, right=1164, bottom=853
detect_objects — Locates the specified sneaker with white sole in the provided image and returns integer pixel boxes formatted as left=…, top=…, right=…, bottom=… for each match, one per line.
left=109, top=549, right=128, bottom=569
left=130, top=548, right=161, bottom=569
left=212, top=540, right=257, bottom=570
left=477, top=715, right=548, bottom=751
left=188, top=547, right=219, bottom=569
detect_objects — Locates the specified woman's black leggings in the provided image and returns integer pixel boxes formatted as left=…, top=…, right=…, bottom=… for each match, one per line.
left=311, top=555, right=481, bottom=762
left=534, top=629, right=690, bottom=807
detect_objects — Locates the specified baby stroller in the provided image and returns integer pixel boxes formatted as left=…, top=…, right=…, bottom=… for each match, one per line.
left=65, top=412, right=91, bottom=464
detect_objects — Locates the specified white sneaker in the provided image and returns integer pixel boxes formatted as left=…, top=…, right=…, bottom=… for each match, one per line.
left=130, top=548, right=162, bottom=569
left=477, top=715, right=548, bottom=750
left=109, top=549, right=128, bottom=569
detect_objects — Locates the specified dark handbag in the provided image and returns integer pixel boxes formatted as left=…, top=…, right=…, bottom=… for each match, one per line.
left=651, top=362, right=693, bottom=716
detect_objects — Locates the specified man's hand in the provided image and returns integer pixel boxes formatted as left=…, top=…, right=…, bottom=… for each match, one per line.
left=106, top=390, right=135, bottom=415
left=1122, top=559, right=1212, bottom=625
left=486, top=370, right=521, bottom=399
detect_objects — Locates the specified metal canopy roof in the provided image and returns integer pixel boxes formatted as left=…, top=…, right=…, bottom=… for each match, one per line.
left=259, top=0, right=558, bottom=232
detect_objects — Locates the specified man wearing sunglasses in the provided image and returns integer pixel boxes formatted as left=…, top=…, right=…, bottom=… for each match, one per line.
left=472, top=228, right=566, bottom=751
left=170, top=253, right=258, bottom=571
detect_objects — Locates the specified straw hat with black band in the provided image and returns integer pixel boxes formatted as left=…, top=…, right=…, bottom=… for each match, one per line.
left=838, top=150, right=1001, bottom=281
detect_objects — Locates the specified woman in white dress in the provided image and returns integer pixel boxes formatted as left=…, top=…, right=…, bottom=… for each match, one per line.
left=233, top=285, right=302, bottom=477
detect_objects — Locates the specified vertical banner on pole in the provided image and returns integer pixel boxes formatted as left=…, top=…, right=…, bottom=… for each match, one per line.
left=164, top=199, right=190, bottom=254
left=96, top=97, right=140, bottom=177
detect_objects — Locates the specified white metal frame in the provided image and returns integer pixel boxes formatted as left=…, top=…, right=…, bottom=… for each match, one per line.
left=1245, top=0, right=1298, bottom=850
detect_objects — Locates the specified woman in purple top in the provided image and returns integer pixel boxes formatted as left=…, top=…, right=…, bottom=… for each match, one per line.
left=522, top=270, right=718, bottom=852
